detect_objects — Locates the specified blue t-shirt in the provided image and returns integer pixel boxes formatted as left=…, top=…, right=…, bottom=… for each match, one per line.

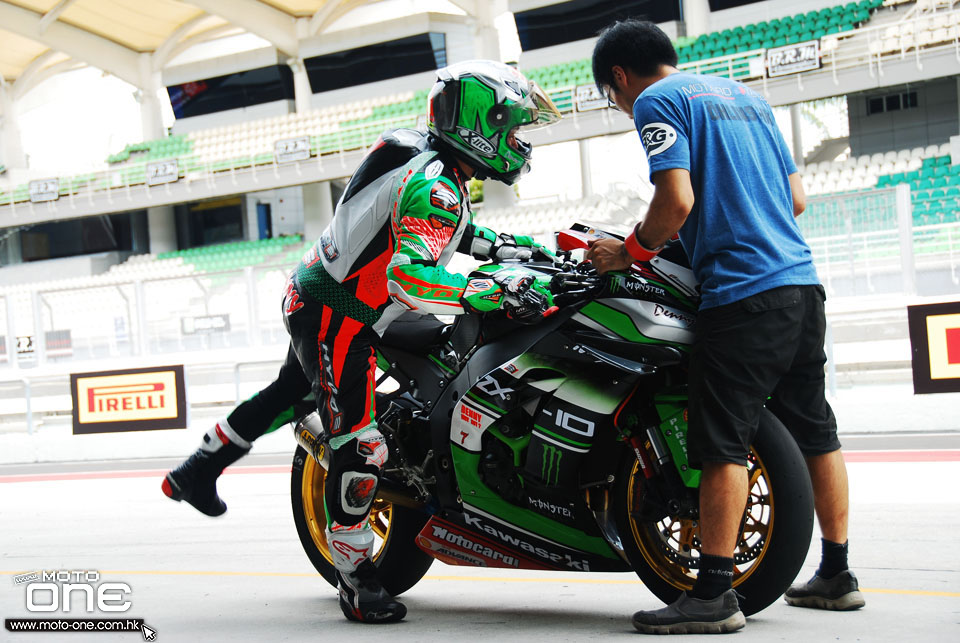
left=633, top=72, right=819, bottom=309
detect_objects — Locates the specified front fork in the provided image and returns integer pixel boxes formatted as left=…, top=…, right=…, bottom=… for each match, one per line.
left=620, top=399, right=700, bottom=521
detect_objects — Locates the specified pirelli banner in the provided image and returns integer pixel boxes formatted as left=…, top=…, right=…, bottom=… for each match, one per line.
left=70, top=365, right=187, bottom=434
left=908, top=302, right=960, bottom=394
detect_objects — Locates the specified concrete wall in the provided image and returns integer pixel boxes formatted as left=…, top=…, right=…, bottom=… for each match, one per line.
left=245, top=187, right=304, bottom=238
left=848, top=78, right=959, bottom=157
left=0, top=251, right=126, bottom=287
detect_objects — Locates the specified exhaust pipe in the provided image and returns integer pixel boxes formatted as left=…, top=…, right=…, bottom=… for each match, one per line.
left=293, top=411, right=330, bottom=469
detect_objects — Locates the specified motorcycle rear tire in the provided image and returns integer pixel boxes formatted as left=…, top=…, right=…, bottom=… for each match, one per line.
left=290, top=445, right=434, bottom=596
left=615, top=408, right=814, bottom=616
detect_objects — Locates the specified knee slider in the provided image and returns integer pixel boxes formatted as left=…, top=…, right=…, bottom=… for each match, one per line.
left=326, top=427, right=388, bottom=526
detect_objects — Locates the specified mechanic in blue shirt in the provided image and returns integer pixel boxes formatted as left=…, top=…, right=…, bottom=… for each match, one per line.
left=587, top=19, right=864, bottom=634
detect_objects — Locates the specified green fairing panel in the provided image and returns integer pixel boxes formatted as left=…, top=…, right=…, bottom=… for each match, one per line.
left=450, top=444, right=619, bottom=559
left=579, top=301, right=679, bottom=346
left=654, top=394, right=701, bottom=488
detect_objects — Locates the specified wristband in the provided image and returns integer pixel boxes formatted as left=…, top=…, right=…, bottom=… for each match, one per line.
left=623, top=226, right=663, bottom=262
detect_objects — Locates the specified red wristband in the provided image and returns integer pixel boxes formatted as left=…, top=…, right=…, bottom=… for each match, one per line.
left=623, top=228, right=662, bottom=262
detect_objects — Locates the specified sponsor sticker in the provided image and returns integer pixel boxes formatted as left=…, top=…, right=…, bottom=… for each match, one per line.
left=456, top=126, right=499, bottom=158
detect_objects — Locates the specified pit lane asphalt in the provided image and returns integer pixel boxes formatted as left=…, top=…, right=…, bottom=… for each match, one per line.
left=1, top=439, right=959, bottom=642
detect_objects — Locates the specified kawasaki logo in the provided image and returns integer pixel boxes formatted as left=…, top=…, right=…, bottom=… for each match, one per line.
left=541, top=444, right=563, bottom=486
left=462, top=513, right=590, bottom=571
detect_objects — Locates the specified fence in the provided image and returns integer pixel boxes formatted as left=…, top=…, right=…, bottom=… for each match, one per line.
left=2, top=187, right=959, bottom=433
left=801, top=184, right=960, bottom=296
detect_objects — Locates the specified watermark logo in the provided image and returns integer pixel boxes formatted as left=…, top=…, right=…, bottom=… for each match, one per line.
left=7, top=570, right=156, bottom=640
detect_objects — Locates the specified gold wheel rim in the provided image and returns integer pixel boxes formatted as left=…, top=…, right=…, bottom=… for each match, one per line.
left=626, top=450, right=774, bottom=590
left=300, top=454, right=394, bottom=564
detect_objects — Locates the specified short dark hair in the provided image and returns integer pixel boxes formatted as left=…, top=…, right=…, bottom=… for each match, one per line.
left=592, top=19, right=678, bottom=92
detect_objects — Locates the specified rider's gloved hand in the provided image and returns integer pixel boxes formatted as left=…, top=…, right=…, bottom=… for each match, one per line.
left=493, top=270, right=554, bottom=323
left=492, top=233, right=555, bottom=263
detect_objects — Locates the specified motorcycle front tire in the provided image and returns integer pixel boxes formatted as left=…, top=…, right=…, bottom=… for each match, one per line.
left=615, top=408, right=815, bottom=616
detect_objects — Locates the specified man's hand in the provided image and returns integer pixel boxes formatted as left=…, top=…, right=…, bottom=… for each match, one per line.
left=585, top=238, right=635, bottom=274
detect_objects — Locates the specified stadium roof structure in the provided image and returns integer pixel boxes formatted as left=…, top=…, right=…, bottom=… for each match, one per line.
left=0, top=0, right=488, bottom=98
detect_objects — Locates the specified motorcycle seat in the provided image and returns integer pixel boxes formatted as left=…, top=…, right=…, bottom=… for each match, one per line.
left=380, top=314, right=451, bottom=353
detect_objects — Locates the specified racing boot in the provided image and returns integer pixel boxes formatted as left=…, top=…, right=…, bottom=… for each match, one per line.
left=161, top=419, right=251, bottom=517
left=328, top=523, right=406, bottom=623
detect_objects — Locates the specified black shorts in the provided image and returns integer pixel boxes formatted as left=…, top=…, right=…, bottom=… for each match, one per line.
left=687, top=284, right=841, bottom=467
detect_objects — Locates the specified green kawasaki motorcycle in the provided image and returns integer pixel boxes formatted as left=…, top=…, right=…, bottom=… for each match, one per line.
left=290, top=225, right=814, bottom=616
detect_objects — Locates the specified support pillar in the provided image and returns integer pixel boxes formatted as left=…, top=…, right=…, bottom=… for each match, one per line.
left=0, top=80, right=27, bottom=170
left=895, top=182, right=916, bottom=295
left=1, top=229, right=22, bottom=266
left=302, top=181, right=334, bottom=242
left=682, top=0, right=711, bottom=38
left=790, top=103, right=805, bottom=168
left=579, top=139, right=593, bottom=198
left=147, top=206, right=177, bottom=254
left=138, top=54, right=167, bottom=142
left=289, top=58, right=313, bottom=114
left=470, top=0, right=506, bottom=59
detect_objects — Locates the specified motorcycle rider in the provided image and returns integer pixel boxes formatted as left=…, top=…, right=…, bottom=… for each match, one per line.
left=162, top=60, right=561, bottom=623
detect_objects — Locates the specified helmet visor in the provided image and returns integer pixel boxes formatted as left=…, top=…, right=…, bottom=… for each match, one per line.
left=520, top=83, right=562, bottom=130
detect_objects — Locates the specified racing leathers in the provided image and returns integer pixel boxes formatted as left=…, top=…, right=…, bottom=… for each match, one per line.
left=281, top=128, right=551, bottom=619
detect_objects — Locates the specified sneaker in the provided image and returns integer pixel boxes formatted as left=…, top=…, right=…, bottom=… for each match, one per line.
left=632, top=590, right=745, bottom=635
left=336, top=560, right=406, bottom=623
left=785, top=570, right=865, bottom=611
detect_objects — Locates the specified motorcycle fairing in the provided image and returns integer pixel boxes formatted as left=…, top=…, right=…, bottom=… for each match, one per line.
left=416, top=506, right=630, bottom=572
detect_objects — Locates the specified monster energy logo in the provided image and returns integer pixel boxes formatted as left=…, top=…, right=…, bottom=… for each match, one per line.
left=541, top=444, right=564, bottom=485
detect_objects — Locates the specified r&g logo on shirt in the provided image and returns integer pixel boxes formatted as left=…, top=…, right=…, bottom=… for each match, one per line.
left=640, top=122, right=678, bottom=158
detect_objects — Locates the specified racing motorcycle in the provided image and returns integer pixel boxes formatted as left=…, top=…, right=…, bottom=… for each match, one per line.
left=289, top=225, right=814, bottom=617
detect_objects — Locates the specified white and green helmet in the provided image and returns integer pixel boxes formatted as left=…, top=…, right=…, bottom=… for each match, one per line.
left=428, top=60, right=562, bottom=185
